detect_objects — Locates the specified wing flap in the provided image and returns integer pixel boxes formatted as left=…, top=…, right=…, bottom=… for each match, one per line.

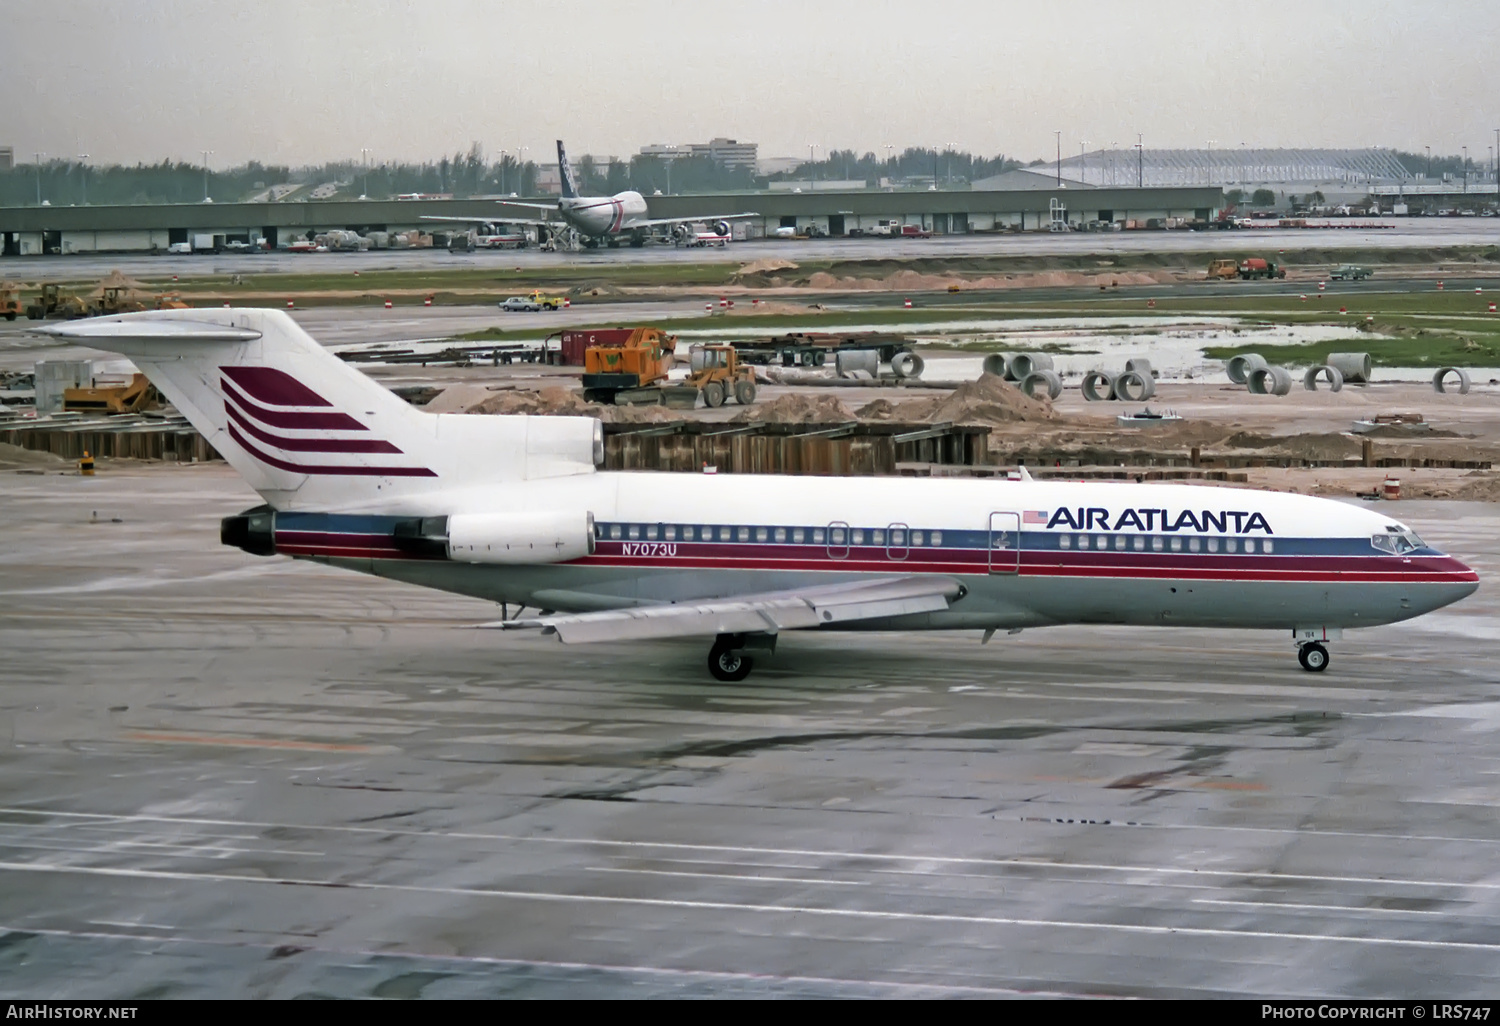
left=480, top=576, right=964, bottom=643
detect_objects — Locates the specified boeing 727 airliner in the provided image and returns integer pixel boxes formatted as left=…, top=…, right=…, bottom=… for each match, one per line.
left=40, top=310, right=1478, bottom=681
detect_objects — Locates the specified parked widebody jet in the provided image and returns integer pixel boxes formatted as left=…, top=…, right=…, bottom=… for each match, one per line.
left=40, top=310, right=1479, bottom=681
left=423, top=140, right=756, bottom=248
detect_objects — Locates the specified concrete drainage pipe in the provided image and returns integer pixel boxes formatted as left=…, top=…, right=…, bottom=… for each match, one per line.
left=1433, top=367, right=1471, bottom=394
left=982, top=353, right=1018, bottom=379
left=1009, top=352, right=1054, bottom=380
left=1114, top=370, right=1156, bottom=402
left=1226, top=353, right=1267, bottom=385
left=1247, top=365, right=1294, bottom=396
left=1327, top=352, right=1373, bottom=384
left=1124, top=357, right=1154, bottom=379
left=1081, top=370, right=1117, bottom=402
left=1019, top=369, right=1063, bottom=400
left=890, top=350, right=925, bottom=379
left=1302, top=364, right=1345, bottom=392
left=835, top=349, right=880, bottom=378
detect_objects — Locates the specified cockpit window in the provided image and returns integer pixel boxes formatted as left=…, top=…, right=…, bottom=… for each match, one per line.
left=1372, top=532, right=1424, bottom=555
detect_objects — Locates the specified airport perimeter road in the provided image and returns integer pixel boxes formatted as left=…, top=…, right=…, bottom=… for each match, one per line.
left=1, top=218, right=1497, bottom=279
left=2, top=465, right=1499, bottom=997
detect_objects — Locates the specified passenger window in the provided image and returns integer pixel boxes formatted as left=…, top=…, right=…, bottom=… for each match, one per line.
left=1059, top=534, right=1072, bottom=549
left=912, top=530, right=924, bottom=546
left=628, top=525, right=640, bottom=540
left=814, top=528, right=826, bottom=544
left=1077, top=534, right=1089, bottom=549
left=682, top=526, right=694, bottom=541
left=755, top=527, right=768, bottom=542
left=1207, top=537, right=1219, bottom=552
left=1226, top=538, right=1238, bottom=553
left=737, top=526, right=749, bottom=542
left=1132, top=536, right=1145, bottom=551
left=1170, top=537, right=1182, bottom=552
left=792, top=528, right=804, bottom=544
left=719, top=527, right=731, bottom=542
left=1244, top=539, right=1256, bottom=554
left=830, top=528, right=845, bottom=544
left=774, top=528, right=786, bottom=543
left=610, top=524, right=621, bottom=540
left=1151, top=536, right=1163, bottom=551
left=1188, top=537, right=1200, bottom=552
left=872, top=529, right=885, bottom=545
left=930, top=531, right=942, bottom=546
left=1095, top=535, right=1106, bottom=549
left=1115, top=536, right=1127, bottom=551
left=664, top=525, right=676, bottom=541
left=890, top=529, right=904, bottom=546
left=852, top=529, right=865, bottom=545
left=1262, top=539, right=1273, bottom=553
left=646, top=525, right=658, bottom=540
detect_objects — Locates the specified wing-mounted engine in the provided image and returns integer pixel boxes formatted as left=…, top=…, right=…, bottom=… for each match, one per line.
left=712, top=220, right=731, bottom=237
left=671, top=223, right=694, bottom=241
left=394, top=512, right=595, bottom=564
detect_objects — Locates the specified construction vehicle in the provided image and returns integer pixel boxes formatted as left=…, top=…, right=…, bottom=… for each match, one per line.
left=1238, top=258, right=1287, bottom=280
left=0, top=284, right=22, bottom=321
left=581, top=327, right=679, bottom=404
left=528, top=289, right=565, bottom=310
left=153, top=292, right=191, bottom=310
left=89, top=286, right=148, bottom=317
left=61, top=373, right=161, bottom=414
left=25, top=284, right=89, bottom=320
left=685, top=344, right=756, bottom=408
left=1207, top=258, right=1238, bottom=280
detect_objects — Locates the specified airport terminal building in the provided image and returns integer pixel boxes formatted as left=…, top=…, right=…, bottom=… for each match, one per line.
left=0, top=180, right=1225, bottom=255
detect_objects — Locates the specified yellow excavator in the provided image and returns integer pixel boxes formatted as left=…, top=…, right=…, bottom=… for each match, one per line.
left=62, top=373, right=161, bottom=414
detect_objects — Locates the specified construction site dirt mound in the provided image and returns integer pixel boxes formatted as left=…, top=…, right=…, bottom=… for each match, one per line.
left=923, top=373, right=1059, bottom=426
left=567, top=282, right=625, bottom=297
left=596, top=404, right=689, bottom=424
left=737, top=258, right=799, bottom=276
left=727, top=300, right=824, bottom=316
left=731, top=393, right=856, bottom=424
left=466, top=386, right=592, bottom=417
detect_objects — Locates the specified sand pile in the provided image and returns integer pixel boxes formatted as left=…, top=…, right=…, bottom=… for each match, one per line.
left=731, top=393, right=855, bottom=424
left=597, top=404, right=688, bottom=424
left=467, top=386, right=591, bottom=417
left=736, top=258, right=799, bottom=276
left=855, top=396, right=945, bottom=421
left=803, top=269, right=1172, bottom=292
left=922, top=373, right=1059, bottom=425
left=0, top=442, right=66, bottom=469
left=726, top=300, right=821, bottom=316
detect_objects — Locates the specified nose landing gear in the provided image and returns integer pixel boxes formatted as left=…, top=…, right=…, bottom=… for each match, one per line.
left=1297, top=642, right=1330, bottom=672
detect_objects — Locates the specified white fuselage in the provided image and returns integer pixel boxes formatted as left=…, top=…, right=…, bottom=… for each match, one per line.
left=277, top=473, right=1479, bottom=635
left=557, top=192, right=650, bottom=237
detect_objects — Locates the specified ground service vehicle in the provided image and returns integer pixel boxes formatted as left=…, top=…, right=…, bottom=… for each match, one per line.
left=1330, top=264, right=1372, bottom=280
left=0, top=284, right=22, bottom=321
left=499, top=297, right=540, bottom=312
left=685, top=344, right=756, bottom=408
left=25, top=284, right=88, bottom=320
left=43, top=308, right=1479, bottom=682
left=898, top=225, right=932, bottom=238
left=528, top=290, right=565, bottom=310
left=1207, top=259, right=1239, bottom=280
left=1238, top=258, right=1286, bottom=280
left=581, top=327, right=678, bottom=404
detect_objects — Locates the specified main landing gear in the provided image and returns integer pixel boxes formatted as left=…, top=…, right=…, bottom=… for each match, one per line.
left=707, top=633, right=774, bottom=682
left=1297, top=642, right=1330, bottom=673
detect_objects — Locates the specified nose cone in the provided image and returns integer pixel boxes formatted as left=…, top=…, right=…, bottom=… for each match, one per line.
left=1411, top=553, right=1480, bottom=615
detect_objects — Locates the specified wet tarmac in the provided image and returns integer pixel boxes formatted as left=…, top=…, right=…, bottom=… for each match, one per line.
left=2, top=464, right=1499, bottom=997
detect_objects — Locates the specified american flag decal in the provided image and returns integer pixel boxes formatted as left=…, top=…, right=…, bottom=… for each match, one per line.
left=1022, top=510, right=1049, bottom=524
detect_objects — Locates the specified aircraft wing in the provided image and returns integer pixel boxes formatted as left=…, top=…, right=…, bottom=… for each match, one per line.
left=627, top=212, right=759, bottom=230
left=478, top=576, right=965, bottom=643
left=420, top=214, right=554, bottom=228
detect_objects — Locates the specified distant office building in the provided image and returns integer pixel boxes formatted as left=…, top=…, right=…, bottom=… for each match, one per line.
left=639, top=138, right=758, bottom=170
left=0, top=148, right=12, bottom=172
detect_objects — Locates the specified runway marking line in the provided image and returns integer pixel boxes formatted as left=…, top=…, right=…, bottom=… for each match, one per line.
left=122, top=731, right=372, bottom=753
left=0, top=859, right=1494, bottom=954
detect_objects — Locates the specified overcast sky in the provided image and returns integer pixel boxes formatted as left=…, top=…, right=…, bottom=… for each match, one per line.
left=7, top=0, right=1497, bottom=168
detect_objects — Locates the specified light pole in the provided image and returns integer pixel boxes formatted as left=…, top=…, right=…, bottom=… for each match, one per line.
left=77, top=154, right=88, bottom=205
left=499, top=149, right=507, bottom=195
left=520, top=145, right=529, bottom=194
left=1080, top=140, right=1087, bottom=185
left=946, top=141, right=957, bottom=186
left=201, top=150, right=213, bottom=202
left=360, top=148, right=371, bottom=198
left=1054, top=130, right=1061, bottom=185
left=1206, top=139, right=1215, bottom=186
left=1463, top=146, right=1468, bottom=192
left=665, top=157, right=673, bottom=195
left=1425, top=146, right=1431, bottom=178
left=1136, top=134, right=1143, bottom=188
left=34, top=152, right=44, bottom=206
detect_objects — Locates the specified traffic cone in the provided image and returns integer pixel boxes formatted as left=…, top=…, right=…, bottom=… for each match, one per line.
left=384, top=300, right=392, bottom=309
left=719, top=296, right=727, bottom=308
left=223, top=302, right=230, bottom=308
left=286, top=300, right=294, bottom=309
left=172, top=275, right=178, bottom=282
left=1339, top=306, right=1347, bottom=314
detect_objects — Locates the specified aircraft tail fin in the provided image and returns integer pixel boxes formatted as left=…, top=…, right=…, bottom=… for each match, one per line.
left=557, top=139, right=578, bottom=199
left=35, top=309, right=599, bottom=511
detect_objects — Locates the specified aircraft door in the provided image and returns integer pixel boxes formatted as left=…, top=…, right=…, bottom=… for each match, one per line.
left=887, top=522, right=909, bottom=561
left=988, top=512, right=1021, bottom=575
left=827, top=521, right=849, bottom=560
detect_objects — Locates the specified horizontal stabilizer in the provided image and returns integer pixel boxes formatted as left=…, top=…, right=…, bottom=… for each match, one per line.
left=35, top=319, right=262, bottom=343
left=478, top=576, right=965, bottom=643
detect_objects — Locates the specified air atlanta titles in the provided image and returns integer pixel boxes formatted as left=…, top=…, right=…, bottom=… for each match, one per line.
left=1045, top=507, right=1273, bottom=534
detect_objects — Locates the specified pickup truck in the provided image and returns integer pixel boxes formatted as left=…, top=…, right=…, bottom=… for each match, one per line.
left=1329, top=264, right=1372, bottom=280
left=897, top=224, right=932, bottom=238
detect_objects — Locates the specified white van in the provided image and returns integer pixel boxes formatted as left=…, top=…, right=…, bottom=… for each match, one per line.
left=166, top=242, right=192, bottom=255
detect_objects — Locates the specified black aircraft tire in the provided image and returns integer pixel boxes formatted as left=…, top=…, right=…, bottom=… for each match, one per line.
left=708, top=641, right=754, bottom=682
left=1298, top=642, right=1330, bottom=672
